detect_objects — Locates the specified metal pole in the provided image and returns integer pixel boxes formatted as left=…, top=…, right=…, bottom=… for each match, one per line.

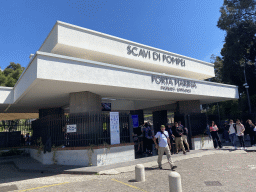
left=217, top=103, right=221, bottom=125
left=243, top=63, right=252, bottom=114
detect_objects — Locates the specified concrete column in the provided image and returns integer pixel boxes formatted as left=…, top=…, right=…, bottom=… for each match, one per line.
left=153, top=110, right=167, bottom=132
left=176, top=100, right=200, bottom=115
left=69, top=91, right=102, bottom=114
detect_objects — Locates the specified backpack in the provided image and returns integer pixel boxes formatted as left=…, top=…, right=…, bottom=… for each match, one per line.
left=233, top=124, right=237, bottom=133
left=147, top=128, right=152, bottom=137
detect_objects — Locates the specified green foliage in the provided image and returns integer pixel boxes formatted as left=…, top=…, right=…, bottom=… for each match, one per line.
left=0, top=62, right=25, bottom=87
left=217, top=0, right=256, bottom=31
left=207, top=0, right=256, bottom=115
left=217, top=0, right=256, bottom=86
left=208, top=55, right=224, bottom=83
left=206, top=100, right=242, bottom=119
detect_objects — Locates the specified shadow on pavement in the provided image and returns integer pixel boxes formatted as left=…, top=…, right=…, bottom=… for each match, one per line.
left=128, top=179, right=137, bottom=182
left=145, top=167, right=158, bottom=171
left=0, top=162, right=57, bottom=185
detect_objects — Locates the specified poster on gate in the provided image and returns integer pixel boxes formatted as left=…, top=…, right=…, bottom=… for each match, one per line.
left=131, top=115, right=139, bottom=128
left=66, top=124, right=77, bottom=133
left=110, top=112, right=120, bottom=145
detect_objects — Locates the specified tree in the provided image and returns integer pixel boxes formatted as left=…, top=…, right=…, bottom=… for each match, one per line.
left=0, top=62, right=25, bottom=87
left=208, top=54, right=224, bottom=83
left=218, top=0, right=256, bottom=31
left=218, top=0, right=256, bottom=77
left=217, top=0, right=256, bottom=113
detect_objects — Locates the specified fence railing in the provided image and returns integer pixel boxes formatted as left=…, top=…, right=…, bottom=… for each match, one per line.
left=0, top=120, right=32, bottom=148
left=32, top=112, right=131, bottom=147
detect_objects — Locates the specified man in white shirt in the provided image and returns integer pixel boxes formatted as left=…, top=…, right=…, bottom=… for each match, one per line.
left=153, top=125, right=177, bottom=170
left=228, top=119, right=237, bottom=149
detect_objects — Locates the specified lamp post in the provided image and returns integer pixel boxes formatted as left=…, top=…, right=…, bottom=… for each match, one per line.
left=243, top=63, right=252, bottom=114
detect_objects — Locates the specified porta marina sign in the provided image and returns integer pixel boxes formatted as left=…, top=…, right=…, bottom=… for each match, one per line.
left=151, top=75, right=197, bottom=93
left=127, top=45, right=186, bottom=67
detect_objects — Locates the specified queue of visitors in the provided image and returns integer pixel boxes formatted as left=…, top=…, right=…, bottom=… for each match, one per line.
left=133, top=121, right=190, bottom=156
left=133, top=118, right=256, bottom=163
left=214, top=118, right=256, bottom=150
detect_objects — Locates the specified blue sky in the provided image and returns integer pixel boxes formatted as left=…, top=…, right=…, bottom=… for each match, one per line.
left=0, top=0, right=225, bottom=70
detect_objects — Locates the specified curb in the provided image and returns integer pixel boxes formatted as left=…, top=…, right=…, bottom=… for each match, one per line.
left=0, top=149, right=250, bottom=175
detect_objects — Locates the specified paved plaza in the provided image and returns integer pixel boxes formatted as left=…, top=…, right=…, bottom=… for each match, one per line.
left=1, top=147, right=256, bottom=192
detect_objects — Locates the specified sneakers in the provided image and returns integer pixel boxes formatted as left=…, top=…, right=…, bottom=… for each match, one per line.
left=159, top=166, right=163, bottom=169
left=171, top=165, right=177, bottom=171
left=183, top=151, right=186, bottom=155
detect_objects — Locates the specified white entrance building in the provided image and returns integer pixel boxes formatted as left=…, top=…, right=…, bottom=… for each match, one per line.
left=0, top=21, right=238, bottom=166
left=0, top=21, right=238, bottom=115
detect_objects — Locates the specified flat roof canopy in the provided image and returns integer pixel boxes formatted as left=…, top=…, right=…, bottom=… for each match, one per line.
left=0, top=51, right=238, bottom=113
left=39, top=21, right=215, bottom=80
left=0, top=21, right=239, bottom=114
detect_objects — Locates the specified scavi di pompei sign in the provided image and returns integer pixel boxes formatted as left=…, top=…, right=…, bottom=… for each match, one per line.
left=127, top=45, right=185, bottom=67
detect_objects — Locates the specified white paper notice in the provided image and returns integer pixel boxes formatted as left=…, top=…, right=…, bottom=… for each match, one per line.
left=110, top=112, right=120, bottom=145
left=66, top=124, right=77, bottom=133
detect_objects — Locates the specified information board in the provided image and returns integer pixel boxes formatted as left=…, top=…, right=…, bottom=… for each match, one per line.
left=110, top=112, right=120, bottom=145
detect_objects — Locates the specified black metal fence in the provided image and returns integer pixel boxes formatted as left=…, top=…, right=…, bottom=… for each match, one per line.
left=32, top=112, right=131, bottom=147
left=0, top=120, right=32, bottom=148
left=0, top=120, right=32, bottom=135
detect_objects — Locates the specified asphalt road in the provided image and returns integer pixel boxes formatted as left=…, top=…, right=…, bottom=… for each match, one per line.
left=1, top=150, right=256, bottom=192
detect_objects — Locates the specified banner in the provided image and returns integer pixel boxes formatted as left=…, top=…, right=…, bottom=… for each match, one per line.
left=110, top=112, right=120, bottom=145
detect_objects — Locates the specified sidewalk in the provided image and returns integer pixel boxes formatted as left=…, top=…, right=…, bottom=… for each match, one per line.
left=1, top=144, right=256, bottom=176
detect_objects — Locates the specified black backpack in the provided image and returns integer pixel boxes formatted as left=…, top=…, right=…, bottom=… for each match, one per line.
left=233, top=124, right=237, bottom=133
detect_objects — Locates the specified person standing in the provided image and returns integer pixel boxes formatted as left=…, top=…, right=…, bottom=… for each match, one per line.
left=228, top=119, right=237, bottom=149
left=178, top=121, right=190, bottom=152
left=166, top=123, right=175, bottom=155
left=236, top=119, right=246, bottom=149
left=223, top=121, right=230, bottom=143
left=245, top=119, right=250, bottom=142
left=210, top=121, right=222, bottom=149
left=25, top=133, right=31, bottom=146
left=205, top=123, right=212, bottom=140
left=153, top=125, right=177, bottom=170
left=173, top=122, right=186, bottom=154
left=142, top=123, right=154, bottom=155
left=247, top=120, right=255, bottom=147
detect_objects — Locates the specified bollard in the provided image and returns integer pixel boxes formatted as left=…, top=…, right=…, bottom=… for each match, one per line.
left=169, top=171, right=182, bottom=192
left=135, top=164, right=145, bottom=182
